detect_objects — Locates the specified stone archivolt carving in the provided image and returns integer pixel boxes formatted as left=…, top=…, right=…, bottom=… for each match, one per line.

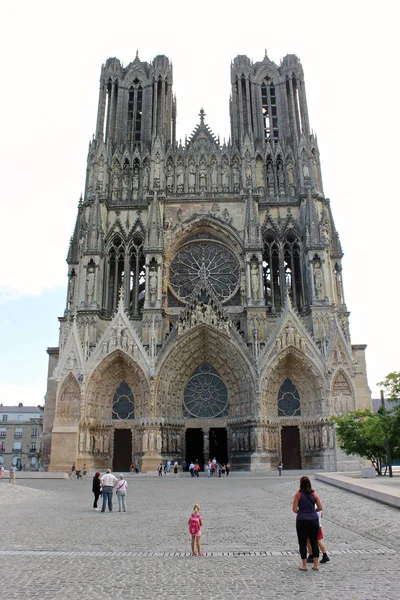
left=331, top=371, right=353, bottom=415
left=57, top=374, right=81, bottom=424
left=275, top=322, right=304, bottom=353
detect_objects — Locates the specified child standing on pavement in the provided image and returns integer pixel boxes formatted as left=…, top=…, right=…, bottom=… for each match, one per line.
left=188, top=503, right=203, bottom=556
left=307, top=510, right=330, bottom=564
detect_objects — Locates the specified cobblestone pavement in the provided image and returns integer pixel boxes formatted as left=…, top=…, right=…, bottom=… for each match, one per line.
left=1, top=472, right=398, bottom=599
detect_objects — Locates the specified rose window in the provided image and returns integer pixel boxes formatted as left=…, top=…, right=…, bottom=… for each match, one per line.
left=183, top=364, right=229, bottom=418
left=169, top=241, right=239, bottom=302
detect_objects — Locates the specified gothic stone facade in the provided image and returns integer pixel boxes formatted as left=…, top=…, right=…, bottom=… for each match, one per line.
left=42, top=52, right=371, bottom=473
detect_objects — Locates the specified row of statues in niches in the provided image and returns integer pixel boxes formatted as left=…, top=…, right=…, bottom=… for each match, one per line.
left=88, top=148, right=321, bottom=198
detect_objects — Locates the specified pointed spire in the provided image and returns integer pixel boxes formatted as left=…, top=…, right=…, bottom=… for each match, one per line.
left=244, top=189, right=261, bottom=247
left=146, top=190, right=163, bottom=250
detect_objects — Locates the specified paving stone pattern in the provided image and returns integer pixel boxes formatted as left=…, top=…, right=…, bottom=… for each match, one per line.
left=0, top=473, right=398, bottom=599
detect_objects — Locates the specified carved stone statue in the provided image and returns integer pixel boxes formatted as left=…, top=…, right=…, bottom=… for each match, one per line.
left=267, top=163, right=274, bottom=196
left=251, top=263, right=259, bottom=301
left=166, top=164, right=173, bottom=192
left=245, top=160, right=252, bottom=186
left=68, top=274, right=75, bottom=307
left=149, top=267, right=157, bottom=302
left=199, top=166, right=206, bottom=190
left=86, top=267, right=95, bottom=303
left=313, top=261, right=324, bottom=299
left=132, top=166, right=139, bottom=192
left=302, top=157, right=310, bottom=179
left=154, top=153, right=161, bottom=185
left=156, top=432, right=162, bottom=453
left=312, top=153, right=319, bottom=187
left=188, top=162, right=196, bottom=192
left=221, top=159, right=229, bottom=191
left=210, top=160, right=218, bottom=192
left=287, top=159, right=294, bottom=185
left=142, top=431, right=148, bottom=453
left=277, top=163, right=285, bottom=196
left=142, top=163, right=149, bottom=191
left=176, top=162, right=184, bottom=191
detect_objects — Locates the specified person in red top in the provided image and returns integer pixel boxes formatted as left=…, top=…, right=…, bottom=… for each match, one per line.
left=292, top=476, right=323, bottom=571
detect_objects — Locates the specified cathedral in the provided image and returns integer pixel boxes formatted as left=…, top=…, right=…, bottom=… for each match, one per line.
left=42, top=51, right=371, bottom=473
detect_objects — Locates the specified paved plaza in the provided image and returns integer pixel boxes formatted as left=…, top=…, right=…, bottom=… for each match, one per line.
left=1, top=471, right=399, bottom=600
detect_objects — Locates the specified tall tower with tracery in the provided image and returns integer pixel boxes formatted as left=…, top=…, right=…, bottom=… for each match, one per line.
left=42, top=51, right=371, bottom=473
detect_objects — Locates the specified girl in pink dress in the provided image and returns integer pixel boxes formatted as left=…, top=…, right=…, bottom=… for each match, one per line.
left=188, top=503, right=203, bottom=556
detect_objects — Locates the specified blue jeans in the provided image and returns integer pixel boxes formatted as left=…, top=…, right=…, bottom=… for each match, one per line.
left=101, top=487, right=113, bottom=512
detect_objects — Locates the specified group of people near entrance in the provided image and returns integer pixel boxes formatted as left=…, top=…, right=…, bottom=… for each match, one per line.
left=92, top=469, right=128, bottom=512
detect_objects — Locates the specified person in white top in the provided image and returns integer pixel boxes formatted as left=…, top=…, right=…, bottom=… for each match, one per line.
left=116, top=474, right=128, bottom=512
left=100, top=469, right=118, bottom=512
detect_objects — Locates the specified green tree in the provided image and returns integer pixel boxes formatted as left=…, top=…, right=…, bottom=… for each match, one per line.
left=378, top=371, right=400, bottom=402
left=378, top=371, right=400, bottom=464
left=330, top=410, right=389, bottom=475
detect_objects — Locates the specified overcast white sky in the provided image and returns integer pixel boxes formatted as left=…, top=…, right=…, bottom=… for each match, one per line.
left=0, top=0, right=399, bottom=406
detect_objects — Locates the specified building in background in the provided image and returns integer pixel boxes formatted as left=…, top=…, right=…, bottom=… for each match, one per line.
left=43, top=52, right=371, bottom=473
left=0, top=404, right=43, bottom=470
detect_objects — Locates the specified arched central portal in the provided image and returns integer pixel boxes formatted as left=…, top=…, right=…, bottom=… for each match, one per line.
left=185, top=429, right=204, bottom=469
left=113, top=429, right=132, bottom=472
left=281, top=426, right=301, bottom=469
left=209, top=427, right=228, bottom=465
left=156, top=323, right=256, bottom=471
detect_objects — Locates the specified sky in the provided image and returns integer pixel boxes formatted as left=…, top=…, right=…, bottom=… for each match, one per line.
left=1, top=0, right=399, bottom=406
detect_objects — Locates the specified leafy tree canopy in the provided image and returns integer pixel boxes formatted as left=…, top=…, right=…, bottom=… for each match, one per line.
left=378, top=371, right=400, bottom=402
left=330, top=409, right=400, bottom=475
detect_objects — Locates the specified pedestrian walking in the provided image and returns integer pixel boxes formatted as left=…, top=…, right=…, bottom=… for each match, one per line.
left=116, top=474, right=128, bottom=512
left=189, top=461, right=195, bottom=477
left=70, top=463, right=76, bottom=479
left=82, top=464, right=88, bottom=479
left=130, top=462, right=134, bottom=474
left=182, top=460, right=187, bottom=472
left=225, top=462, right=231, bottom=476
left=158, top=462, right=163, bottom=476
left=188, top=503, right=203, bottom=556
left=135, top=460, right=140, bottom=475
left=9, top=465, right=16, bottom=484
left=92, top=471, right=102, bottom=510
left=173, top=461, right=178, bottom=477
left=100, top=468, right=118, bottom=512
left=0, top=464, right=4, bottom=479
left=278, top=460, right=283, bottom=476
left=292, top=476, right=322, bottom=571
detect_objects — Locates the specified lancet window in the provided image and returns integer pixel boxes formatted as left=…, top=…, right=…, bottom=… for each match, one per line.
left=127, top=82, right=143, bottom=144
left=263, top=233, right=305, bottom=312
left=278, top=379, right=301, bottom=417
left=128, top=236, right=145, bottom=316
left=107, top=236, right=125, bottom=314
left=104, top=79, right=118, bottom=144
left=261, top=77, right=279, bottom=142
left=112, top=381, right=135, bottom=420
left=283, top=234, right=304, bottom=311
left=262, top=234, right=282, bottom=312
